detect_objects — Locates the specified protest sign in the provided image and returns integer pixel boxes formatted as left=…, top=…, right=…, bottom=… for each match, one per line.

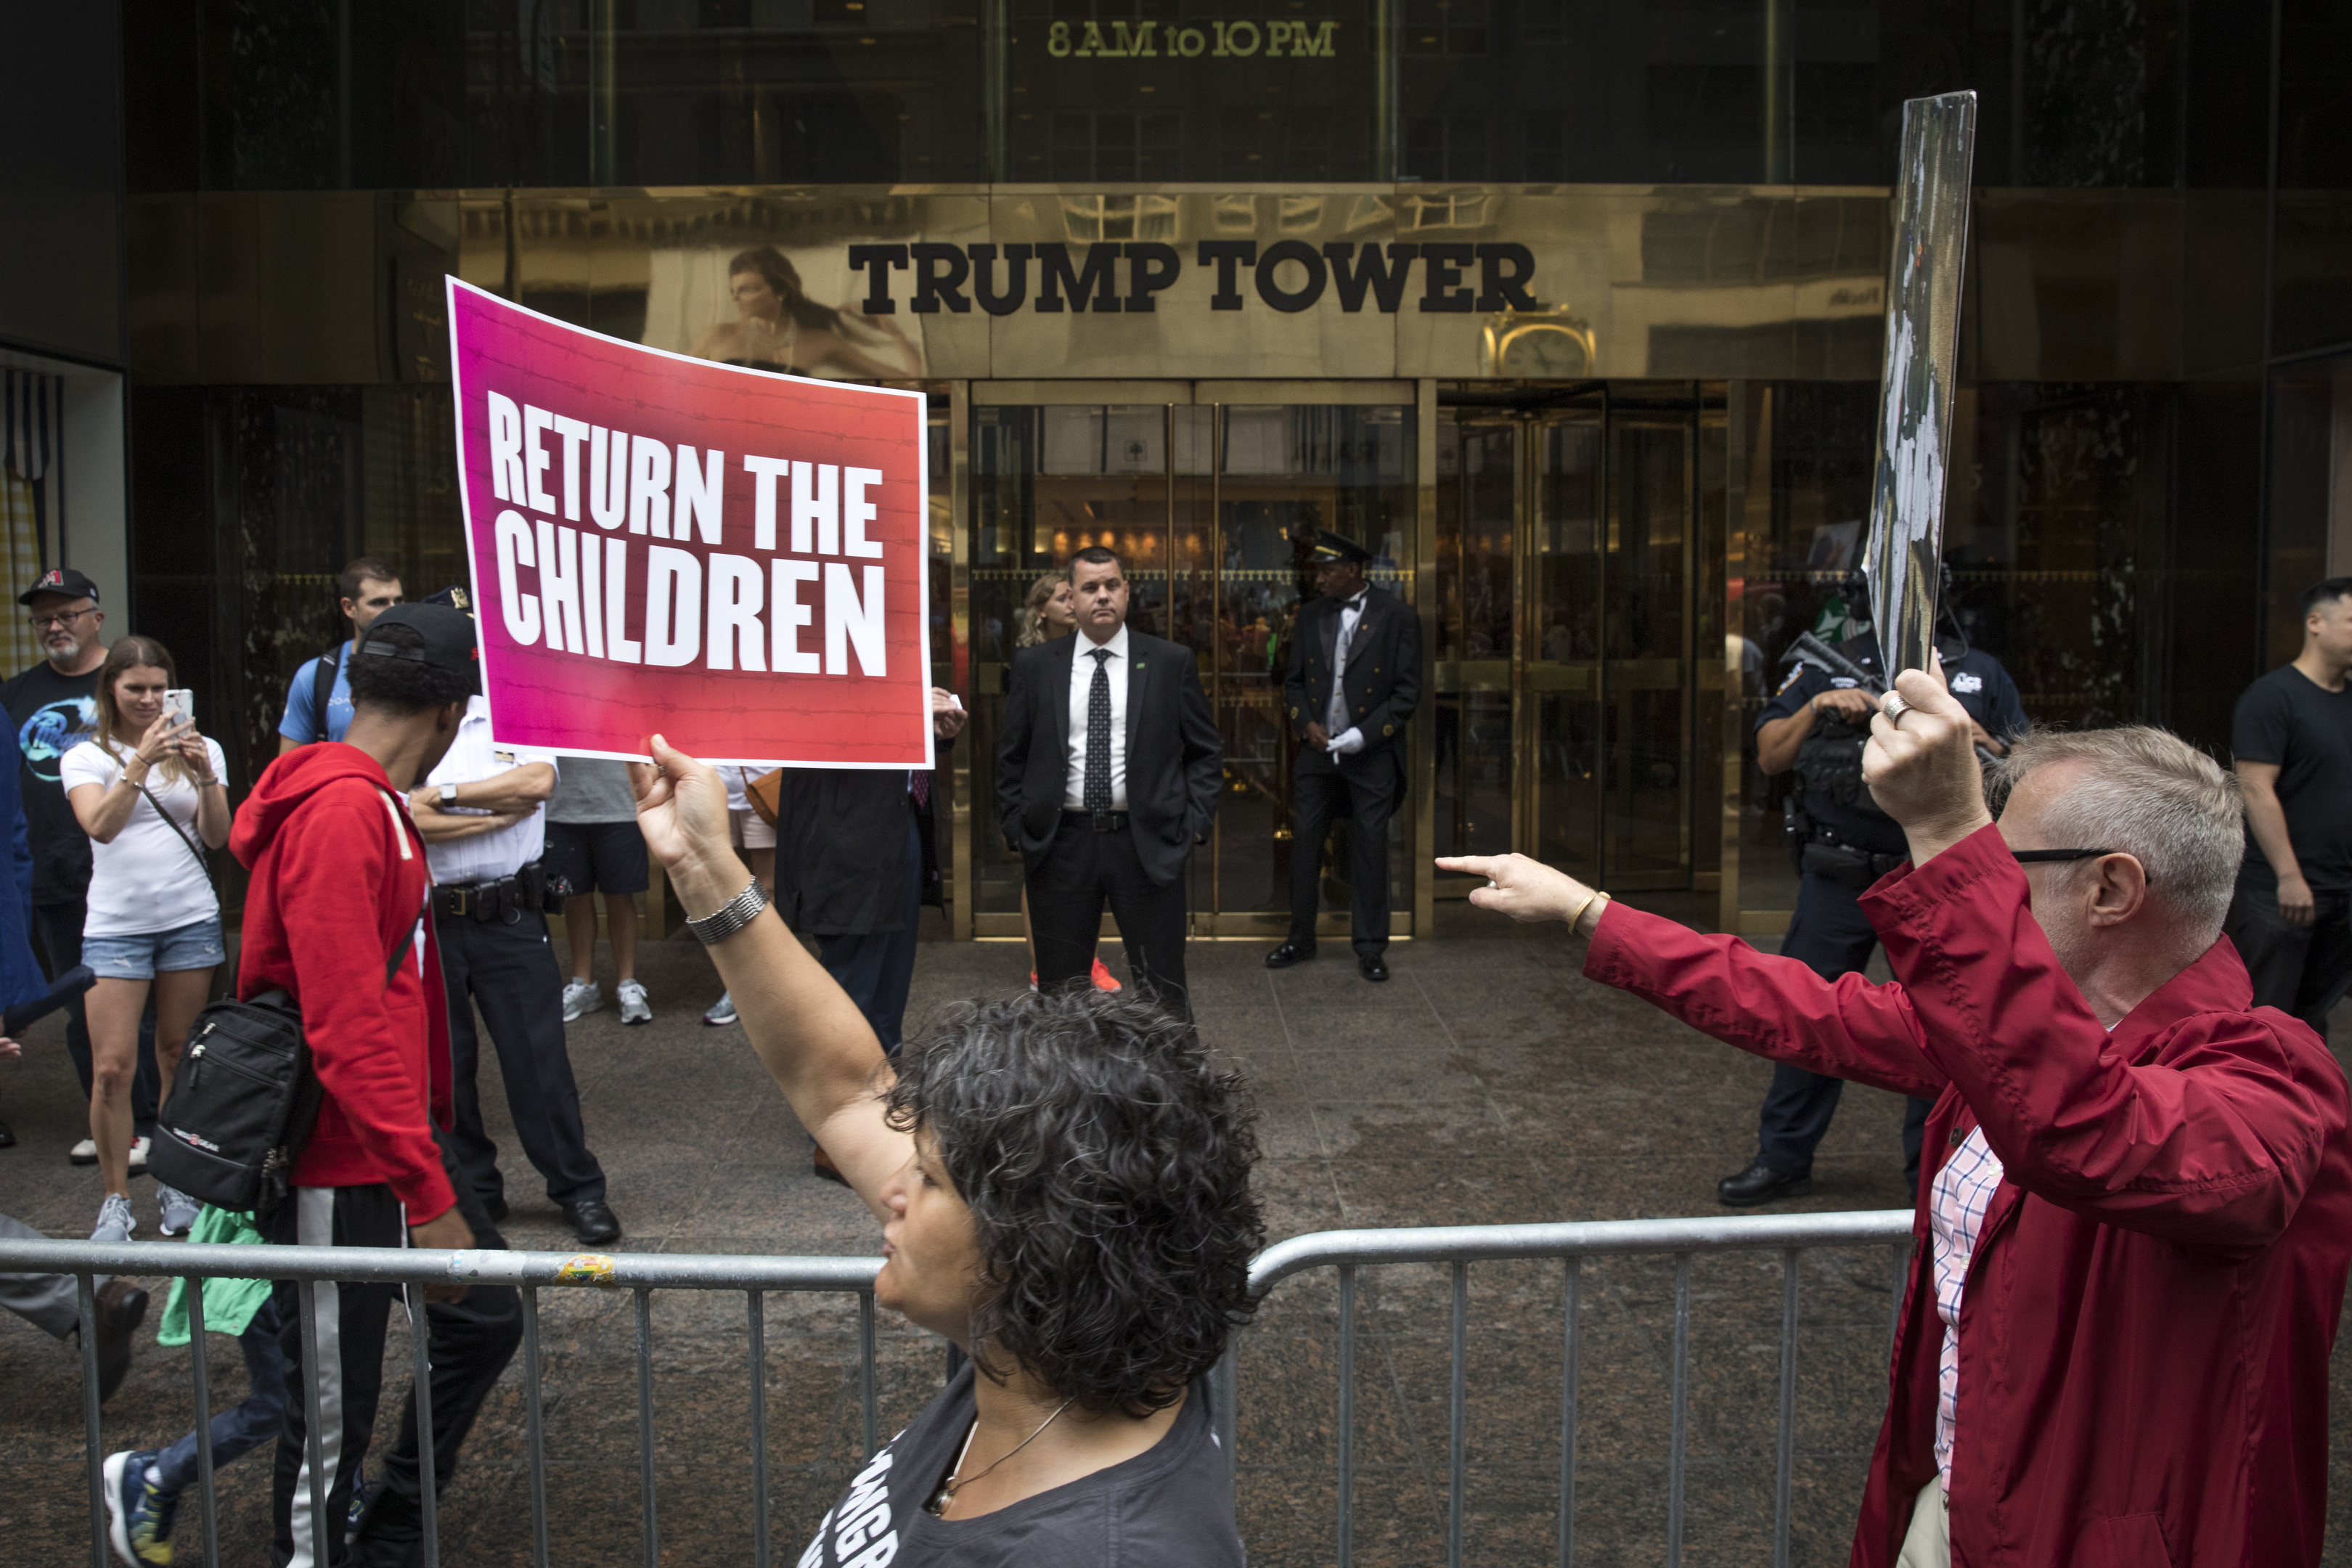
left=445, top=277, right=932, bottom=769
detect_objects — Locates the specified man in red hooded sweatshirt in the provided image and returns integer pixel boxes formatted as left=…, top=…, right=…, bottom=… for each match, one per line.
left=232, top=603, right=479, bottom=1568
left=1447, top=666, right=2352, bottom=1567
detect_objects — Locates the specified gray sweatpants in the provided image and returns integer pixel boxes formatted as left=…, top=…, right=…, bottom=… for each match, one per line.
left=0, top=1212, right=87, bottom=1339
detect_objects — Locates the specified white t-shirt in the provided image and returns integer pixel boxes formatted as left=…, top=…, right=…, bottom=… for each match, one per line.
left=60, top=737, right=226, bottom=939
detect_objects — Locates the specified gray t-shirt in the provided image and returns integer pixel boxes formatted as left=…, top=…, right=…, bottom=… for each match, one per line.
left=799, top=1366, right=1241, bottom=1567
left=545, top=757, right=637, bottom=824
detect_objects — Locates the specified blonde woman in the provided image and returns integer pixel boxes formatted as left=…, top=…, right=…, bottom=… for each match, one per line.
left=62, top=637, right=228, bottom=1244
left=1009, top=571, right=1119, bottom=995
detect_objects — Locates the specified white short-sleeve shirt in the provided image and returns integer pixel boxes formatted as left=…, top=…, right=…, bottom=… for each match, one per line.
left=60, top=738, right=226, bottom=939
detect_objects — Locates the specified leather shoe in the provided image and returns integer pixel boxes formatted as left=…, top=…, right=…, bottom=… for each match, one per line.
left=1357, top=952, right=1389, bottom=981
left=1264, top=942, right=1316, bottom=969
left=90, top=1278, right=149, bottom=1405
left=562, top=1198, right=621, bottom=1246
left=0, top=1118, right=14, bottom=1148
left=1716, top=1161, right=1813, bottom=1206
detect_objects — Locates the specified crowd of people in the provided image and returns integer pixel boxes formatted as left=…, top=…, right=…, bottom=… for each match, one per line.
left=0, top=550, right=2347, bottom=1568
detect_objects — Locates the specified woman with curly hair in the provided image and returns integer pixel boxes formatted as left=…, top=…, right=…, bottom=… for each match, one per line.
left=632, top=735, right=1260, bottom=1564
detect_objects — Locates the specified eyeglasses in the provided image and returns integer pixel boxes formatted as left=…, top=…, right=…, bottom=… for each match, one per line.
left=2012, top=847, right=2151, bottom=886
left=27, top=609, right=94, bottom=631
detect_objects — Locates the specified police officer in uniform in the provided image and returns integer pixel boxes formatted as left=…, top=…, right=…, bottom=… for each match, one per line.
left=1718, top=586, right=2027, bottom=1206
left=1266, top=533, right=1421, bottom=981
left=404, top=590, right=621, bottom=1246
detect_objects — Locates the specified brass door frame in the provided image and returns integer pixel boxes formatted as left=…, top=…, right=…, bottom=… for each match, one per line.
left=959, top=380, right=1424, bottom=941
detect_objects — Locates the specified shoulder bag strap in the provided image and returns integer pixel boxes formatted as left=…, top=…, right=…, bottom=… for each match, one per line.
left=311, top=642, right=340, bottom=742
left=123, top=741, right=213, bottom=881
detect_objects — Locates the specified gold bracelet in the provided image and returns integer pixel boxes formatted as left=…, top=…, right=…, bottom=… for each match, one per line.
left=1565, top=888, right=1602, bottom=934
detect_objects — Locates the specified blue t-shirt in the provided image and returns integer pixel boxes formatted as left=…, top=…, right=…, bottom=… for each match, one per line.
left=279, top=647, right=356, bottom=746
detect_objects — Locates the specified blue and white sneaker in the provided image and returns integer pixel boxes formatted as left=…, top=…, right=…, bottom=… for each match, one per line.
left=156, top=1185, right=200, bottom=1238
left=91, top=1194, right=136, bottom=1245
left=702, top=990, right=737, bottom=1027
left=103, top=1448, right=176, bottom=1565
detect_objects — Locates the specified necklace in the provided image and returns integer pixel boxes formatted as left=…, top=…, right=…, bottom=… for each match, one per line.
left=924, top=1395, right=1077, bottom=1518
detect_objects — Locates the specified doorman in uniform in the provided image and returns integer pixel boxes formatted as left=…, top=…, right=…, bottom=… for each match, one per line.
left=1720, top=589, right=2027, bottom=1206
left=1267, top=533, right=1422, bottom=982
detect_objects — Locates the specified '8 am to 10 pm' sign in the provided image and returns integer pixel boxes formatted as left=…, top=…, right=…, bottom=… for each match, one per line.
left=445, top=277, right=934, bottom=770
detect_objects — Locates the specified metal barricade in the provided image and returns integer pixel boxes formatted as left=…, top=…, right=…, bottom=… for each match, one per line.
left=1209, top=1209, right=1918, bottom=1568
left=0, top=1236, right=884, bottom=1568
left=9, top=1209, right=1916, bottom=1567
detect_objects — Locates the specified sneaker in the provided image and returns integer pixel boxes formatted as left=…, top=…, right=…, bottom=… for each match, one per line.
left=70, top=1138, right=98, bottom=1165
left=92, top=1193, right=136, bottom=1245
left=104, top=1448, right=176, bottom=1565
left=561, top=977, right=604, bottom=1023
left=702, top=990, right=737, bottom=1027
left=344, top=1465, right=369, bottom=1548
left=616, top=979, right=652, bottom=1026
left=1090, top=957, right=1122, bottom=993
left=128, top=1136, right=150, bottom=1175
left=156, top=1185, right=200, bottom=1238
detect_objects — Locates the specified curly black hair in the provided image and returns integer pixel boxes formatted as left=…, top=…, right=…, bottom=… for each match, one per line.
left=883, top=988, right=1263, bottom=1417
left=346, top=621, right=472, bottom=716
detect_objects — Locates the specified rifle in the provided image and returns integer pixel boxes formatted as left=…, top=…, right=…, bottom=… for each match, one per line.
left=1779, top=631, right=1997, bottom=765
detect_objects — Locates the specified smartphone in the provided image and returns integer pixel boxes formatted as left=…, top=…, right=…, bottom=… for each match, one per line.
left=163, top=689, right=195, bottom=727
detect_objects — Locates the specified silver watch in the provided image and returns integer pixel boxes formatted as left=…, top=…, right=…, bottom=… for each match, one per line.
left=687, top=877, right=770, bottom=947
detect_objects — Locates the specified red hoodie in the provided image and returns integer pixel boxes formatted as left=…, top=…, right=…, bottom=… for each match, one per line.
left=231, top=743, right=456, bottom=1224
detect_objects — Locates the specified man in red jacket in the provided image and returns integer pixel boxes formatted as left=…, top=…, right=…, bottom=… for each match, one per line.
left=233, top=603, right=478, bottom=1568
left=1447, top=668, right=2352, bottom=1567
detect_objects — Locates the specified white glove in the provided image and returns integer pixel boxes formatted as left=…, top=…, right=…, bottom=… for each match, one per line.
left=1328, top=727, right=1365, bottom=757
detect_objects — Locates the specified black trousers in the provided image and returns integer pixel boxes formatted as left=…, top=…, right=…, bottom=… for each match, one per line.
left=1754, top=867, right=1937, bottom=1194
left=1286, top=754, right=1399, bottom=956
left=437, top=909, right=606, bottom=1209
left=267, top=1185, right=403, bottom=1568
left=1028, top=818, right=1191, bottom=1018
left=269, top=1171, right=522, bottom=1566
left=814, top=812, right=924, bottom=1056
left=35, top=897, right=160, bottom=1137
left=2226, top=881, right=2352, bottom=1042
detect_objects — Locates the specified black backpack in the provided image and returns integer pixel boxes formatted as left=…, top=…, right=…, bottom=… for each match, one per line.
left=147, top=931, right=414, bottom=1220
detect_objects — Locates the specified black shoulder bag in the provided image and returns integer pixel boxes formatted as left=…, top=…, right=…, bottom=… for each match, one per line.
left=147, top=927, right=415, bottom=1219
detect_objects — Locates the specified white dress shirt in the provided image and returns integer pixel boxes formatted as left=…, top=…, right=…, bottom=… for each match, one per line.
left=1063, top=624, right=1130, bottom=812
left=422, top=695, right=559, bottom=886
left=1326, top=590, right=1369, bottom=756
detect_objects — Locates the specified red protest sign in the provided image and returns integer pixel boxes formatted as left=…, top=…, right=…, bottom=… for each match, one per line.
left=446, top=277, right=931, bottom=769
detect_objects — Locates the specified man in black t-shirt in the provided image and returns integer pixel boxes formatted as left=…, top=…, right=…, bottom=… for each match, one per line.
left=0, top=568, right=160, bottom=1161
left=2226, top=576, right=2352, bottom=1040
left=1726, top=613, right=2028, bottom=1208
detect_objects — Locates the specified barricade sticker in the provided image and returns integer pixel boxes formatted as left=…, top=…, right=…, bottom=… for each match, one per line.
left=554, top=1253, right=620, bottom=1286
left=446, top=277, right=933, bottom=768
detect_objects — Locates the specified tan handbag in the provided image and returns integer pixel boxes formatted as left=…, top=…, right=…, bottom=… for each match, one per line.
left=746, top=767, right=784, bottom=828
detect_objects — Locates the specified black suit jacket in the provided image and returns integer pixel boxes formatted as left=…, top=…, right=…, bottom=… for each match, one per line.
left=769, top=768, right=940, bottom=936
left=1283, top=584, right=1422, bottom=777
left=996, top=629, right=1222, bottom=888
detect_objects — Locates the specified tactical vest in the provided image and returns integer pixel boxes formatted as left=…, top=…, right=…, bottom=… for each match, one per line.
left=1794, top=714, right=1887, bottom=820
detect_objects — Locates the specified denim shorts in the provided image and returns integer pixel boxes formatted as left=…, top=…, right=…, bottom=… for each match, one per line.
left=82, top=917, right=226, bottom=981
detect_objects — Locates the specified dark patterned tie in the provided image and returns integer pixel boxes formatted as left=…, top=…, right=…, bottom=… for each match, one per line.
left=1085, top=648, right=1114, bottom=814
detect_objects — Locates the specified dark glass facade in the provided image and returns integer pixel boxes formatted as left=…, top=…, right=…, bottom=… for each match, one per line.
left=0, top=0, right=2329, bottom=932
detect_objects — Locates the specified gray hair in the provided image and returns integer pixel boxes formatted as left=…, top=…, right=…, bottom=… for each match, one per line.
left=1992, top=727, right=2242, bottom=940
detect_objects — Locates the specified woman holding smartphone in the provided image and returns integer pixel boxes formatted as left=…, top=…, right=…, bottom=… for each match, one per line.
left=62, top=637, right=229, bottom=1244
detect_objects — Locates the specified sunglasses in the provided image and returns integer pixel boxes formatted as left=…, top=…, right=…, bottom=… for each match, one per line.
left=2011, top=847, right=2150, bottom=886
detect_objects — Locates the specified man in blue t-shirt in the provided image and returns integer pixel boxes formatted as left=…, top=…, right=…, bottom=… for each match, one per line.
left=277, top=558, right=403, bottom=751
left=1724, top=593, right=2028, bottom=1209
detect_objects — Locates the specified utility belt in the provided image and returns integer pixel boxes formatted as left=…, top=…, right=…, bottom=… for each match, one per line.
left=432, top=861, right=547, bottom=923
left=1782, top=801, right=1905, bottom=889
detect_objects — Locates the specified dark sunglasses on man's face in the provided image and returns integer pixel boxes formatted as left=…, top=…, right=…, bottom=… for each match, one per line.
left=2012, top=846, right=2150, bottom=887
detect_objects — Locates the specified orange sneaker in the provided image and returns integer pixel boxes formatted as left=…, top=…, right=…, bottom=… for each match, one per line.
left=1090, top=958, right=1122, bottom=992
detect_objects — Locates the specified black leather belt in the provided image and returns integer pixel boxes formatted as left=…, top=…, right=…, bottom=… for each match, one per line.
left=1061, top=809, right=1130, bottom=833
left=433, top=862, right=546, bottom=923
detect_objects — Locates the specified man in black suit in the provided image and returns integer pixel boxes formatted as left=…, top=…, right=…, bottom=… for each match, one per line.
left=1267, top=533, right=1422, bottom=981
left=997, top=546, right=1221, bottom=1016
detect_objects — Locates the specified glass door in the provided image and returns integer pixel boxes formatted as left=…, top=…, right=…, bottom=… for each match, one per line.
left=966, top=391, right=1416, bottom=939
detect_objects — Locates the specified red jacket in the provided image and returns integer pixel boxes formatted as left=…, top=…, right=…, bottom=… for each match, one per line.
left=1585, top=824, right=2352, bottom=1567
left=231, top=743, right=456, bottom=1225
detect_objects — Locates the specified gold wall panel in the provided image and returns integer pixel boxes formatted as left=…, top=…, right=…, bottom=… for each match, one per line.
left=126, top=182, right=2228, bottom=388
